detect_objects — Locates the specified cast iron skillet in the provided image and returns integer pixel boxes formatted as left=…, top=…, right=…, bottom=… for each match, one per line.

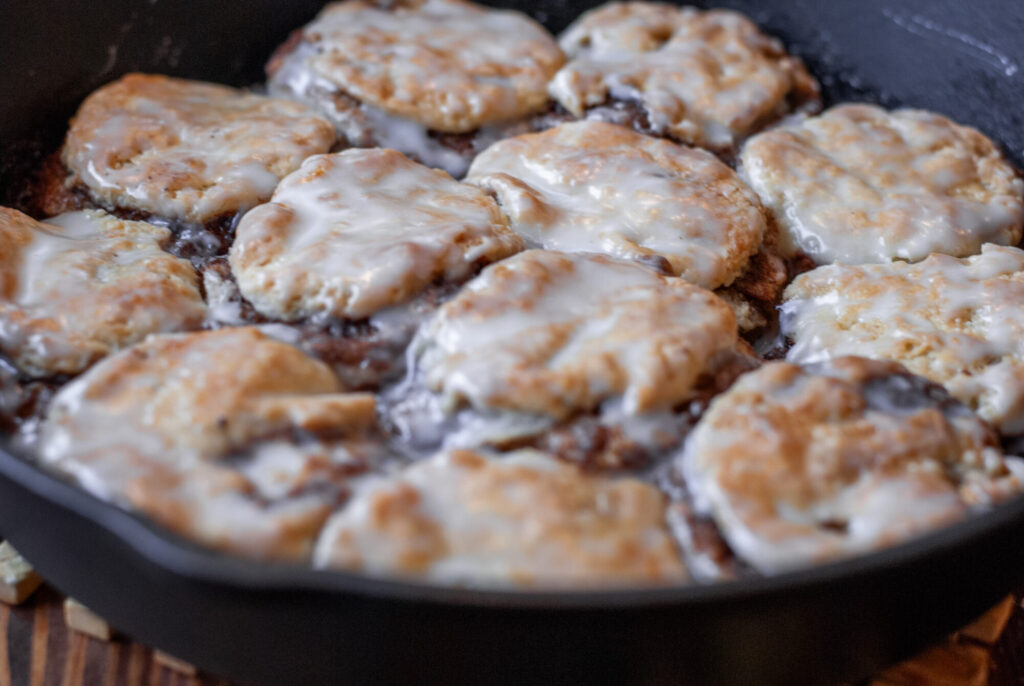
left=2, top=1, right=1024, bottom=684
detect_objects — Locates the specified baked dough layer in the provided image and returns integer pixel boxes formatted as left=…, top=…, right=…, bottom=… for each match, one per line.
left=315, top=448, right=687, bottom=586
left=40, top=327, right=380, bottom=559
left=230, top=149, right=523, bottom=321
left=783, top=245, right=1024, bottom=434
left=413, top=249, right=739, bottom=419
left=740, top=104, right=1024, bottom=264
left=0, top=208, right=206, bottom=377
left=549, top=2, right=819, bottom=150
left=466, top=121, right=767, bottom=289
left=268, top=0, right=564, bottom=134
left=63, top=74, right=335, bottom=223
left=681, top=357, right=1021, bottom=573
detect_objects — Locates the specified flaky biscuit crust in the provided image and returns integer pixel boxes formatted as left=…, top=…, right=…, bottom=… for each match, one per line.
left=682, top=357, right=1019, bottom=573
left=270, top=0, right=564, bottom=133
left=40, top=328, right=379, bottom=559
left=0, top=208, right=206, bottom=376
left=741, top=104, right=1024, bottom=264
left=413, top=249, right=739, bottom=419
left=230, top=150, right=523, bottom=320
left=783, top=245, right=1024, bottom=434
left=63, top=74, right=335, bottom=223
left=315, top=448, right=687, bottom=586
left=467, top=121, right=767, bottom=289
left=549, top=2, right=819, bottom=149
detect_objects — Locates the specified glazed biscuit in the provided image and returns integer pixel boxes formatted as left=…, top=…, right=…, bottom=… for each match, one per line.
left=740, top=104, right=1024, bottom=264
left=549, top=2, right=819, bottom=152
left=230, top=149, right=523, bottom=321
left=62, top=74, right=335, bottom=223
left=314, top=448, right=687, bottom=587
left=40, top=327, right=382, bottom=560
left=466, top=121, right=767, bottom=290
left=267, top=0, right=564, bottom=175
left=412, top=249, right=739, bottom=420
left=0, top=208, right=206, bottom=377
left=782, top=245, right=1024, bottom=434
left=680, top=357, right=1022, bottom=573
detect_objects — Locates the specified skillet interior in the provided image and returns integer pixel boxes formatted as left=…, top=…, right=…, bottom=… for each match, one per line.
left=2, top=0, right=1024, bottom=684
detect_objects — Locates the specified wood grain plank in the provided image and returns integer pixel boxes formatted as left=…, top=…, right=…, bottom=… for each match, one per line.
left=29, top=599, right=48, bottom=686
left=59, top=632, right=86, bottom=686
left=126, top=643, right=148, bottom=686
left=102, top=642, right=121, bottom=686
left=0, top=603, right=10, bottom=686
left=961, top=596, right=1017, bottom=645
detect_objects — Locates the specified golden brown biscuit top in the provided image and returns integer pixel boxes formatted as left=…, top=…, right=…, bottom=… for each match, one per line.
left=682, top=357, right=1021, bottom=573
left=43, top=327, right=372, bottom=457
left=740, top=104, right=1024, bottom=264
left=782, top=245, right=1024, bottom=434
left=549, top=2, right=819, bottom=149
left=412, top=249, right=739, bottom=419
left=273, top=0, right=564, bottom=133
left=63, top=74, right=335, bottom=223
left=39, top=327, right=380, bottom=559
left=314, top=448, right=688, bottom=587
left=467, top=121, right=767, bottom=289
left=0, top=208, right=206, bottom=377
left=230, top=149, right=523, bottom=321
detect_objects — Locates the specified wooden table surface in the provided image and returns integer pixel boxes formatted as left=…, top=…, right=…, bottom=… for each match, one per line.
left=2, top=570, right=1023, bottom=685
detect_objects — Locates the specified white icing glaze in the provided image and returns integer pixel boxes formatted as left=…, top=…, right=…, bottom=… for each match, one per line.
left=269, top=41, right=477, bottom=177
left=0, top=208, right=206, bottom=377
left=63, top=74, right=335, bottom=223
left=412, top=249, right=738, bottom=420
left=268, top=0, right=562, bottom=134
left=313, top=448, right=687, bottom=587
left=230, top=149, right=523, bottom=321
left=38, top=327, right=382, bottom=560
left=782, top=245, right=1024, bottom=434
left=681, top=358, right=1021, bottom=573
left=549, top=2, right=818, bottom=149
left=467, top=121, right=767, bottom=289
left=740, top=104, right=1024, bottom=264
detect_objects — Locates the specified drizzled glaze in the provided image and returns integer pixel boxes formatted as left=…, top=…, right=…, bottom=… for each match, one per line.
left=782, top=245, right=1024, bottom=434
left=314, top=448, right=688, bottom=586
left=268, top=0, right=564, bottom=135
left=39, top=327, right=384, bottom=560
left=412, top=249, right=740, bottom=420
left=0, top=208, right=206, bottom=377
left=268, top=41, right=476, bottom=176
left=467, top=121, right=767, bottom=289
left=549, top=2, right=819, bottom=150
left=63, top=74, right=335, bottom=223
left=680, top=357, right=1021, bottom=573
left=230, top=149, right=523, bottom=321
left=740, top=104, right=1024, bottom=264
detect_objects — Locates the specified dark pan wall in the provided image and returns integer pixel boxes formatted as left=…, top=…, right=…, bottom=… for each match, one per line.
left=3, top=0, right=1024, bottom=163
